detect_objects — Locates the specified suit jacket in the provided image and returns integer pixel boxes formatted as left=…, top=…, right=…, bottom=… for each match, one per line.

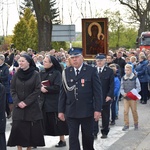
left=98, top=66, right=114, bottom=105
left=0, top=83, right=6, bottom=133
left=58, top=63, right=103, bottom=118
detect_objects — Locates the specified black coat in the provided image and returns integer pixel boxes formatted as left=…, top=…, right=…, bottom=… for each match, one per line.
left=40, top=68, right=62, bottom=112
left=58, top=64, right=103, bottom=118
left=113, top=57, right=126, bottom=77
left=0, top=83, right=6, bottom=133
left=98, top=66, right=114, bottom=105
left=11, top=71, right=43, bottom=121
left=0, top=63, right=10, bottom=93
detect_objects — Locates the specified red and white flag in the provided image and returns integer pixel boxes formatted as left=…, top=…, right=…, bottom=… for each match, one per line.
left=126, top=88, right=141, bottom=101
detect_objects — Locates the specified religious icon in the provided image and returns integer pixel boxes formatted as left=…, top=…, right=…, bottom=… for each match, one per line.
left=82, top=18, right=108, bottom=59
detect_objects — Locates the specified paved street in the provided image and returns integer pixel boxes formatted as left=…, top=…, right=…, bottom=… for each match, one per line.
left=6, top=99, right=150, bottom=150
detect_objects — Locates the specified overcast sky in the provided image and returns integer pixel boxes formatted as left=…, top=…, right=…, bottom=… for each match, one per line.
left=0, top=0, right=124, bottom=36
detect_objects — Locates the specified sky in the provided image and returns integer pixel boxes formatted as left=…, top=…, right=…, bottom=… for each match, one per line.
left=0, top=0, right=125, bottom=36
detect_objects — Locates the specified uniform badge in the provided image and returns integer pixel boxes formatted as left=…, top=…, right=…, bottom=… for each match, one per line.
left=81, top=79, right=85, bottom=87
left=70, top=79, right=73, bottom=82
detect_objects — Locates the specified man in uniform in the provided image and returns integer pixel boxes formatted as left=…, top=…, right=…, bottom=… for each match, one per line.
left=94, top=54, right=114, bottom=139
left=58, top=48, right=103, bottom=150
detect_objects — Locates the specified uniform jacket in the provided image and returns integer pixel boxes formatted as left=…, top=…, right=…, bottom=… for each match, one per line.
left=11, top=71, right=43, bottom=121
left=98, top=66, right=114, bottom=105
left=58, top=63, right=103, bottom=118
left=40, top=67, right=62, bottom=112
left=0, top=83, right=6, bottom=133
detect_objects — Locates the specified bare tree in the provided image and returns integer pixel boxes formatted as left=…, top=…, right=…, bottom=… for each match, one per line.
left=116, top=0, right=150, bottom=36
left=31, top=0, right=59, bottom=52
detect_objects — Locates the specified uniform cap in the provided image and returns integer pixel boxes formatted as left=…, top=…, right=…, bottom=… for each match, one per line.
left=68, top=47, right=82, bottom=57
left=95, top=53, right=106, bottom=59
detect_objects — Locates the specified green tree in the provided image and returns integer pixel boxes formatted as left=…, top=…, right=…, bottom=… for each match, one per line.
left=99, top=10, right=138, bottom=49
left=12, top=18, right=30, bottom=51
left=109, top=27, right=137, bottom=49
left=20, top=0, right=34, bottom=15
left=12, top=8, right=38, bottom=51
left=28, top=16, right=38, bottom=51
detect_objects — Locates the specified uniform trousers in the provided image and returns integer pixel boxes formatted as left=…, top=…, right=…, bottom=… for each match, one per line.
left=101, top=104, right=110, bottom=135
left=0, top=133, right=6, bottom=150
left=93, top=104, right=110, bottom=136
left=67, top=116, right=94, bottom=150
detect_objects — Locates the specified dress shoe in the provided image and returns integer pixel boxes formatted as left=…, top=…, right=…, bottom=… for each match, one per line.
left=110, top=121, right=115, bottom=125
left=142, top=101, right=147, bottom=104
left=55, top=140, right=66, bottom=147
left=101, top=134, right=107, bottom=139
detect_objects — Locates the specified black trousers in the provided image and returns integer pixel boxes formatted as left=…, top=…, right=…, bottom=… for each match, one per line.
left=67, top=116, right=94, bottom=150
left=101, top=104, right=110, bottom=135
left=93, top=104, right=111, bottom=136
left=5, top=93, right=11, bottom=117
left=0, top=133, right=6, bottom=150
left=140, top=82, right=148, bottom=103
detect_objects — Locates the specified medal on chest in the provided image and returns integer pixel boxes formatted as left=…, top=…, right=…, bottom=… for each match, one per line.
left=81, top=79, right=85, bottom=87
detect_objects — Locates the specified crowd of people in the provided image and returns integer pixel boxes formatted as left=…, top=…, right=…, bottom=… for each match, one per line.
left=0, top=46, right=150, bottom=150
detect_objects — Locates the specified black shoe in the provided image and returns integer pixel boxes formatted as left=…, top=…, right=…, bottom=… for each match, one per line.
left=142, top=101, right=147, bottom=104
left=32, top=147, right=37, bottom=149
left=101, top=134, right=107, bottom=139
left=55, top=140, right=66, bottom=147
left=110, top=121, right=115, bottom=125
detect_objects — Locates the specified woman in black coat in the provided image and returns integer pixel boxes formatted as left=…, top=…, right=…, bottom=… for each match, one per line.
left=0, top=83, right=6, bottom=150
left=7, top=54, right=45, bottom=150
left=40, top=55, right=68, bottom=147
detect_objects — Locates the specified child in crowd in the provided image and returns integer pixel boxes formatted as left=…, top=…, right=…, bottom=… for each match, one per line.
left=109, top=64, right=121, bottom=125
left=120, top=64, right=141, bottom=131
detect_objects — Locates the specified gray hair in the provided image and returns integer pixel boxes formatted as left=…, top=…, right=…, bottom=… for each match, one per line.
left=0, top=54, right=5, bottom=61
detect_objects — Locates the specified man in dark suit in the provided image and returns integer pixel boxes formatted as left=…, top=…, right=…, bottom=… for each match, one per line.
left=113, top=51, right=126, bottom=77
left=58, top=48, right=103, bottom=150
left=0, top=83, right=6, bottom=150
left=94, top=54, right=114, bottom=139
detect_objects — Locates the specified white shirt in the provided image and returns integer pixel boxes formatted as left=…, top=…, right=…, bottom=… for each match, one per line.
left=74, top=63, right=83, bottom=76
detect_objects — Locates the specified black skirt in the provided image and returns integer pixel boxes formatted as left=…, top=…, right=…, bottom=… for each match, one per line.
left=43, top=112, right=69, bottom=136
left=7, top=120, right=45, bottom=147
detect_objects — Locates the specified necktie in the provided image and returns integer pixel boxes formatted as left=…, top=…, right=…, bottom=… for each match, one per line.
left=99, top=68, right=102, bottom=74
left=76, top=69, right=79, bottom=76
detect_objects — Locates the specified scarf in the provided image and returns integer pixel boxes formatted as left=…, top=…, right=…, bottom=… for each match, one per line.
left=17, top=66, right=35, bottom=81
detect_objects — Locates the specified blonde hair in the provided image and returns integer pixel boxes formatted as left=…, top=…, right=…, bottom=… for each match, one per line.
left=125, top=64, right=132, bottom=70
left=130, top=56, right=137, bottom=63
